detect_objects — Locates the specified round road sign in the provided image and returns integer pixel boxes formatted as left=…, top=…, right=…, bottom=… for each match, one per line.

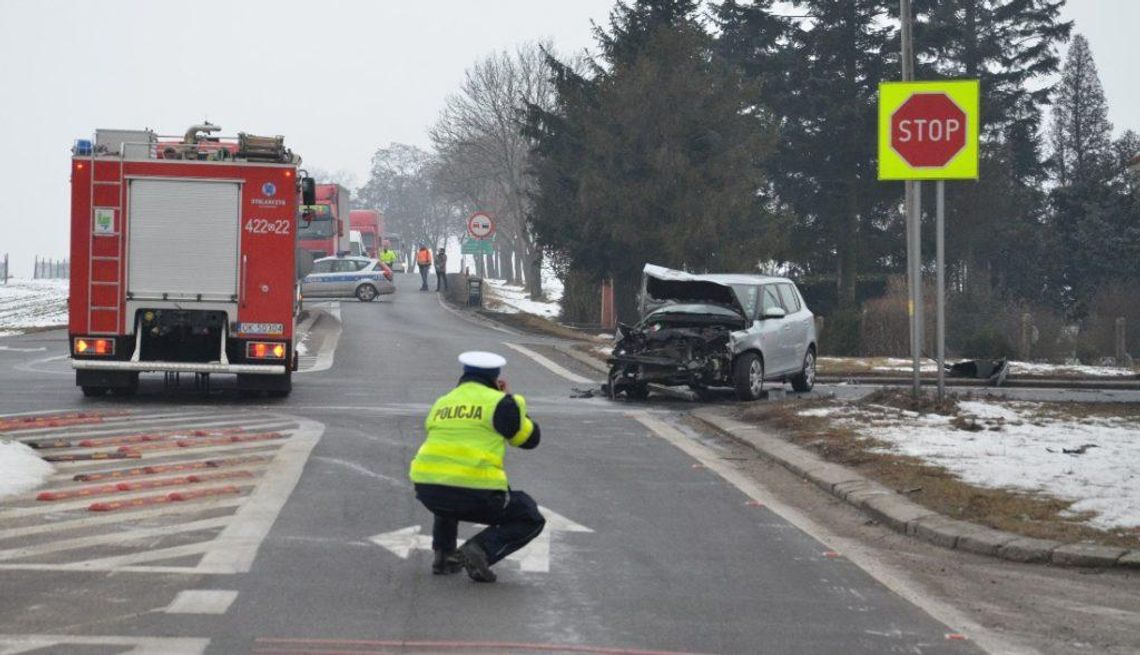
left=890, top=93, right=968, bottom=168
left=467, top=212, right=495, bottom=240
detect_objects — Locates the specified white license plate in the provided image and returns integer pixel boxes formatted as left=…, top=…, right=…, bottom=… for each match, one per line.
left=239, top=323, right=284, bottom=335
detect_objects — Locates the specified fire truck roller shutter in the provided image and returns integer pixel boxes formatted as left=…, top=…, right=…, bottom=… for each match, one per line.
left=127, top=179, right=240, bottom=302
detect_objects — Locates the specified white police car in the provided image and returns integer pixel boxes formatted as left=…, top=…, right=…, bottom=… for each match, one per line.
left=301, top=256, right=395, bottom=302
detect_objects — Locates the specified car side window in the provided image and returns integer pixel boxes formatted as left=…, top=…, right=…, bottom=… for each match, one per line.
left=331, top=260, right=355, bottom=273
left=311, top=260, right=334, bottom=274
left=355, top=260, right=374, bottom=271
left=761, top=286, right=783, bottom=315
left=776, top=284, right=801, bottom=313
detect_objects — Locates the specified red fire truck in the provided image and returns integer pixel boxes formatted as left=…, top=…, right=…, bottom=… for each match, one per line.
left=349, top=209, right=383, bottom=257
left=68, top=124, right=314, bottom=397
left=298, top=183, right=350, bottom=260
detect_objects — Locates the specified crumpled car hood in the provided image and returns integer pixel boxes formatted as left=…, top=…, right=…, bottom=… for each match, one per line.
left=643, top=264, right=744, bottom=317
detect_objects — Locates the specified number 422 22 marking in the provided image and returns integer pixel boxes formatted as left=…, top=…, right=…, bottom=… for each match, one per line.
left=244, top=219, right=291, bottom=235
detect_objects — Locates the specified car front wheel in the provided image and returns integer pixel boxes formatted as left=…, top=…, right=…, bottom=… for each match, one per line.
left=733, top=352, right=764, bottom=401
left=356, top=284, right=378, bottom=302
left=791, top=348, right=816, bottom=393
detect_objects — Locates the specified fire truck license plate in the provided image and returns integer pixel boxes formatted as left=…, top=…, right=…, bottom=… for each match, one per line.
left=239, top=323, right=284, bottom=335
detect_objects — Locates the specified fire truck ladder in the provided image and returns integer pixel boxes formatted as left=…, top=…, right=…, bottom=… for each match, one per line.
left=87, top=152, right=126, bottom=334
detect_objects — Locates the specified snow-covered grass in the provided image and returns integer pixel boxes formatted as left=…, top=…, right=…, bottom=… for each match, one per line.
left=800, top=399, right=1140, bottom=531
left=0, top=439, right=54, bottom=500
left=818, top=356, right=1137, bottom=378
left=483, top=278, right=561, bottom=319
left=0, top=278, right=68, bottom=336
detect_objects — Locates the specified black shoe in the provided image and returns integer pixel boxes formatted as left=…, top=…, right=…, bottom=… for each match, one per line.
left=431, top=549, right=464, bottom=575
left=459, top=541, right=496, bottom=583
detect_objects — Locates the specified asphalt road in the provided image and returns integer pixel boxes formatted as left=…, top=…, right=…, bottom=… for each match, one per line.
left=0, top=273, right=988, bottom=655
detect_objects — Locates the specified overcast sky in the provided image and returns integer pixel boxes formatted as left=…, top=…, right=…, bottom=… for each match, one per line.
left=0, top=1, right=1134, bottom=274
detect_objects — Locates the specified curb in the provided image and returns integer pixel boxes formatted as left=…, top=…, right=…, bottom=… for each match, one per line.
left=689, top=407, right=1140, bottom=570
left=816, top=375, right=1140, bottom=391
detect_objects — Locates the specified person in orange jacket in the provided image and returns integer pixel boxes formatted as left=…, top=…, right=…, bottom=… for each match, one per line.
left=416, top=245, right=433, bottom=291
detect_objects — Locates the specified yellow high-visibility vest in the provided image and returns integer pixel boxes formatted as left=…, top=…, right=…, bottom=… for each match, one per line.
left=409, top=382, right=534, bottom=491
left=380, top=249, right=397, bottom=265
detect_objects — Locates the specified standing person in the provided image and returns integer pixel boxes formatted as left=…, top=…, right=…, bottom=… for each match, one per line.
left=379, top=241, right=398, bottom=271
left=409, top=351, right=545, bottom=583
left=435, top=247, right=449, bottom=292
left=415, top=245, right=433, bottom=291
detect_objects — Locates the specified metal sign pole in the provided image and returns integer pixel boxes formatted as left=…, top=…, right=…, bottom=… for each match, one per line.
left=912, top=182, right=923, bottom=395
left=936, top=180, right=946, bottom=401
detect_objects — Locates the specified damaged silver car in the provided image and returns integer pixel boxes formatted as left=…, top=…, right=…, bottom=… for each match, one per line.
left=607, top=264, right=818, bottom=401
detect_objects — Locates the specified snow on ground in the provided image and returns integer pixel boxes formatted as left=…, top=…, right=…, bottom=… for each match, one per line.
left=0, top=439, right=55, bottom=500
left=483, top=279, right=561, bottom=319
left=0, top=278, right=68, bottom=336
left=801, top=400, right=1140, bottom=530
left=1009, top=361, right=1137, bottom=378
left=819, top=356, right=1136, bottom=377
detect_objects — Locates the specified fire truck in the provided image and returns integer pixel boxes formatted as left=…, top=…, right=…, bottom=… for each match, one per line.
left=349, top=209, right=383, bottom=257
left=68, top=124, right=314, bottom=397
left=298, top=183, right=350, bottom=260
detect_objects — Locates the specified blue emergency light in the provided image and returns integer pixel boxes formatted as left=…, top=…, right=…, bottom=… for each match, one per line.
left=73, top=139, right=93, bottom=156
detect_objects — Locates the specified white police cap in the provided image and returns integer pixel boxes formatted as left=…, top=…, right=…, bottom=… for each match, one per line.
left=458, top=351, right=507, bottom=370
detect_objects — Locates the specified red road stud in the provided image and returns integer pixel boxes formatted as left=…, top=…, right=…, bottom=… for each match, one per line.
left=0, top=411, right=127, bottom=431
left=42, top=451, right=141, bottom=463
left=945, top=633, right=969, bottom=641
left=168, top=485, right=241, bottom=502
left=823, top=550, right=842, bottom=559
left=187, top=470, right=254, bottom=483
left=37, top=484, right=123, bottom=501
left=746, top=500, right=765, bottom=507
left=89, top=494, right=173, bottom=512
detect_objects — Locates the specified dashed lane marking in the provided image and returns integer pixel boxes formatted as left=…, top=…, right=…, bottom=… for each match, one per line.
left=165, top=590, right=239, bottom=615
left=502, top=342, right=594, bottom=385
left=0, top=409, right=323, bottom=574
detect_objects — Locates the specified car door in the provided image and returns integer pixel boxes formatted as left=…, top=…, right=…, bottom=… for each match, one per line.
left=333, top=259, right=363, bottom=296
left=756, top=284, right=792, bottom=375
left=776, top=283, right=810, bottom=369
left=302, top=260, right=336, bottom=297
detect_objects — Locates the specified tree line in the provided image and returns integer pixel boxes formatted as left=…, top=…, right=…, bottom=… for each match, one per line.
left=357, top=0, right=1138, bottom=357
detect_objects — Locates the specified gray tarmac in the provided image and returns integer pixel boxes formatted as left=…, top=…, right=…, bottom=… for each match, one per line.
left=0, top=273, right=989, bottom=654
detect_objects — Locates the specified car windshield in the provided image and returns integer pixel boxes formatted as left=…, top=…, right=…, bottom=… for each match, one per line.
left=298, top=217, right=335, bottom=239
left=643, top=303, right=742, bottom=324
left=729, top=284, right=759, bottom=318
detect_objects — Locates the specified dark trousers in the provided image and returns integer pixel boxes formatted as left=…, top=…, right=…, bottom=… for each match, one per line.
left=414, top=483, right=545, bottom=566
left=418, top=264, right=430, bottom=290
left=436, top=270, right=448, bottom=291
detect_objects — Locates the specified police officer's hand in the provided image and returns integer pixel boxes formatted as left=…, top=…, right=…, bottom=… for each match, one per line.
left=496, top=378, right=510, bottom=393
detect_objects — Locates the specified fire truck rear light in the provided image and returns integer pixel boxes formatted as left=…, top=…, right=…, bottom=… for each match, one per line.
left=75, top=338, right=114, bottom=356
left=246, top=342, right=286, bottom=360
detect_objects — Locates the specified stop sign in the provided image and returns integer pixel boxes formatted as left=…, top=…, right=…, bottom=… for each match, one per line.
left=890, top=93, right=968, bottom=168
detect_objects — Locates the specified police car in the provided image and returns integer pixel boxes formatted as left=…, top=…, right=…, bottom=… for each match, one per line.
left=301, top=256, right=395, bottom=302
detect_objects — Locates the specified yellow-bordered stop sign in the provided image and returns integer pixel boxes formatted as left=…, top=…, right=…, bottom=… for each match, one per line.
left=878, top=80, right=980, bottom=180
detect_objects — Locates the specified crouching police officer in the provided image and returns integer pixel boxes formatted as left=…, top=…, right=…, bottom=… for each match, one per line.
left=409, top=351, right=545, bottom=583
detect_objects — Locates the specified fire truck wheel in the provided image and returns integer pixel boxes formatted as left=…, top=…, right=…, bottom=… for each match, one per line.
left=356, top=284, right=378, bottom=302
left=81, top=386, right=107, bottom=397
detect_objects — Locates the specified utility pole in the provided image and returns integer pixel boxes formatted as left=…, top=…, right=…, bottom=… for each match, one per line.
left=900, top=0, right=922, bottom=396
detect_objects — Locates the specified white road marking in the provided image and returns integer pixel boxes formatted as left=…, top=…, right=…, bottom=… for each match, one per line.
left=502, top=342, right=594, bottom=384
left=631, top=411, right=1036, bottom=655
left=0, top=412, right=323, bottom=575
left=0, top=497, right=245, bottom=541
left=0, top=634, right=209, bottom=655
left=194, top=418, right=323, bottom=574
left=164, top=590, right=239, bottom=615
left=0, top=516, right=232, bottom=562
left=369, top=505, right=592, bottom=573
left=0, top=346, right=47, bottom=353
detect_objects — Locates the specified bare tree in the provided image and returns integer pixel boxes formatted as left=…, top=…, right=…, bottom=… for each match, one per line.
left=356, top=144, right=461, bottom=253
left=431, top=43, right=556, bottom=298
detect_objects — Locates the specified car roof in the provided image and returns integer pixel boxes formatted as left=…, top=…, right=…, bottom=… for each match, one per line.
left=696, top=273, right=792, bottom=285
left=314, top=256, right=375, bottom=263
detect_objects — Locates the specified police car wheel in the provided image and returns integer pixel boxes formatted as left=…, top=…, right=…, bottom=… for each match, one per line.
left=356, top=284, right=378, bottom=302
